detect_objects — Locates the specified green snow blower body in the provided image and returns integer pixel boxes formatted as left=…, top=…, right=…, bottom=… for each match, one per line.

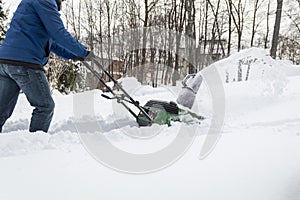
left=137, top=100, right=205, bottom=126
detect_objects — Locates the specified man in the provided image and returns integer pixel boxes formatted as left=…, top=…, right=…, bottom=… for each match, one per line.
left=0, top=0, right=92, bottom=133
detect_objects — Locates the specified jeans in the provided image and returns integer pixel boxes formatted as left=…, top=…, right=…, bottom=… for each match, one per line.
left=0, top=64, right=54, bottom=132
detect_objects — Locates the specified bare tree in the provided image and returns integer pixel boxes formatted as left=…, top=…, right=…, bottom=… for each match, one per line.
left=227, top=0, right=247, bottom=51
left=167, top=0, right=186, bottom=85
left=105, top=1, right=112, bottom=75
left=62, top=0, right=82, bottom=39
left=140, top=0, right=159, bottom=83
left=264, top=0, right=271, bottom=49
left=250, top=0, right=263, bottom=47
left=84, top=0, right=95, bottom=50
left=225, top=0, right=233, bottom=55
left=67, top=0, right=82, bottom=39
left=96, top=0, right=105, bottom=67
left=185, top=0, right=196, bottom=74
left=124, top=0, right=142, bottom=78
left=54, top=0, right=300, bottom=89
left=203, top=0, right=209, bottom=54
left=207, top=0, right=226, bottom=57
left=270, top=0, right=283, bottom=58
left=285, top=11, right=300, bottom=34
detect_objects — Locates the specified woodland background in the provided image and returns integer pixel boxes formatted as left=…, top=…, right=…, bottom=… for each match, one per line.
left=0, top=0, right=299, bottom=93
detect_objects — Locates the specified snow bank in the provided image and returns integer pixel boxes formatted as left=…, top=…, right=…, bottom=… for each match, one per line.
left=0, top=48, right=300, bottom=200
left=215, top=47, right=300, bottom=83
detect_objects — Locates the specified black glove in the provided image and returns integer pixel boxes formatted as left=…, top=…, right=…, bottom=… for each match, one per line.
left=73, top=51, right=95, bottom=62
left=84, top=51, right=95, bottom=61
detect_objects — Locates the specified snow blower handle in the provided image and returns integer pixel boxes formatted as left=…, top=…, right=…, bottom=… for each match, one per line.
left=82, top=57, right=153, bottom=124
left=101, top=94, right=112, bottom=100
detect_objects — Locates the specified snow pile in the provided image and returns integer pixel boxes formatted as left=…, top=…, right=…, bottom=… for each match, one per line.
left=214, top=47, right=300, bottom=97
left=215, top=48, right=300, bottom=82
left=0, top=48, right=300, bottom=200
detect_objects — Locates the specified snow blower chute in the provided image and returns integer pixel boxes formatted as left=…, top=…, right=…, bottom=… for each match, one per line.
left=83, top=57, right=204, bottom=127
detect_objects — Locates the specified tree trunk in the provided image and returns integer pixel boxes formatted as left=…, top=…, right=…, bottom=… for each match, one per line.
left=250, top=0, right=260, bottom=47
left=140, top=0, right=149, bottom=83
left=207, top=0, right=225, bottom=57
left=185, top=0, right=196, bottom=74
left=229, top=0, right=246, bottom=52
left=227, top=0, right=232, bottom=56
left=270, top=0, right=283, bottom=59
left=264, top=0, right=270, bottom=49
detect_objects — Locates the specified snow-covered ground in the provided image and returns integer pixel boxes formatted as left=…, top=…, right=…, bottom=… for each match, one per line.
left=1, top=48, right=300, bottom=200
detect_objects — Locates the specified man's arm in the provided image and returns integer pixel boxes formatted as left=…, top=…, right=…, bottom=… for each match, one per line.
left=50, top=40, right=76, bottom=60
left=33, top=0, right=88, bottom=58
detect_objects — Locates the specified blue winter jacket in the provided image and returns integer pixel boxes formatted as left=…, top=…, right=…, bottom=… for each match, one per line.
left=0, top=0, right=87, bottom=67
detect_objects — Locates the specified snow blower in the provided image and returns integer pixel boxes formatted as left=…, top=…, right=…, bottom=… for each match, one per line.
left=82, top=57, right=204, bottom=127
